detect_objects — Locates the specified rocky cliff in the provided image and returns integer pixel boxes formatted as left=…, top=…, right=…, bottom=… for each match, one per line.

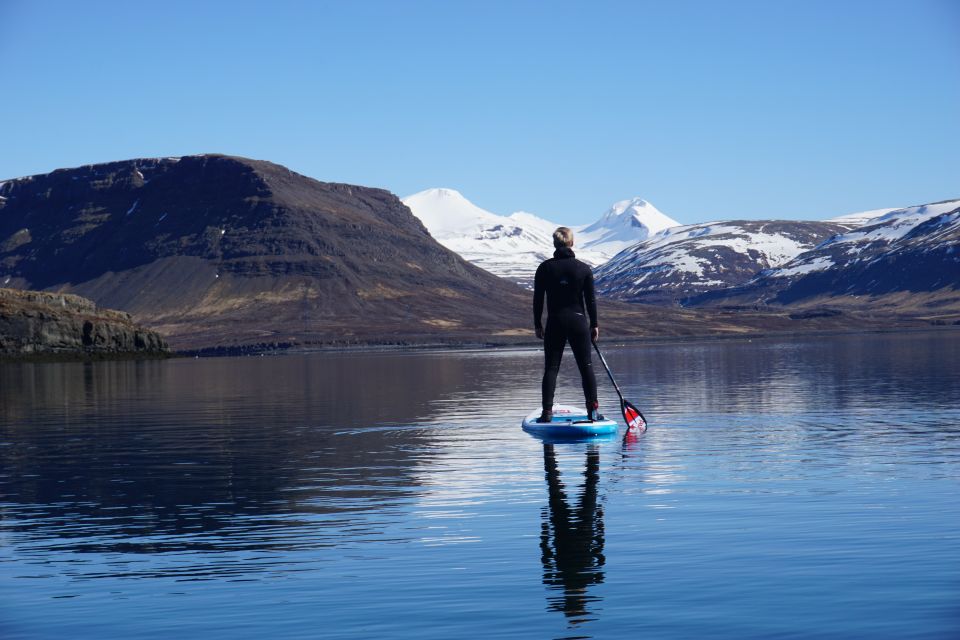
left=0, top=288, right=168, bottom=359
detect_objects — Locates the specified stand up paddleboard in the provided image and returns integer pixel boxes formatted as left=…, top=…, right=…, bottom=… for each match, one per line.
left=521, top=404, right=619, bottom=438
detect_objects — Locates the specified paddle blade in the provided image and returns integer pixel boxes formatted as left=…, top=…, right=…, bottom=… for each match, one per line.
left=622, top=400, right=647, bottom=433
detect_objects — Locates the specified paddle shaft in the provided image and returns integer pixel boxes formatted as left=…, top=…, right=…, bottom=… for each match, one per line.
left=593, top=342, right=625, bottom=405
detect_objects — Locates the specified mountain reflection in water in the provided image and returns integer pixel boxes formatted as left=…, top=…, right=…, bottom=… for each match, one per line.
left=0, top=352, right=514, bottom=567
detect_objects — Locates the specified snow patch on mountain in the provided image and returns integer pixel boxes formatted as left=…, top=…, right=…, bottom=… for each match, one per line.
left=761, top=199, right=960, bottom=282
left=594, top=220, right=846, bottom=304
left=830, top=200, right=960, bottom=245
left=682, top=198, right=960, bottom=310
left=828, top=207, right=900, bottom=227
left=768, top=256, right=836, bottom=278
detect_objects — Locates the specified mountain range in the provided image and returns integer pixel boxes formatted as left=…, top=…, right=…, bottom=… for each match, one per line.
left=405, top=187, right=959, bottom=320
left=1, top=156, right=951, bottom=352
left=593, top=219, right=850, bottom=305
left=402, top=188, right=678, bottom=287
left=689, top=199, right=960, bottom=317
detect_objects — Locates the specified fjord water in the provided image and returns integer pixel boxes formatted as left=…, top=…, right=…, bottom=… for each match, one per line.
left=1, top=333, right=958, bottom=639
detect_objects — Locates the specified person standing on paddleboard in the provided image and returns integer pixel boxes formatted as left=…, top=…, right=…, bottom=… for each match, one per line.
left=533, top=227, right=602, bottom=423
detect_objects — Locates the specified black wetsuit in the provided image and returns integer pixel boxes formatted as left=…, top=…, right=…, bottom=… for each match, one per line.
left=533, top=247, right=599, bottom=412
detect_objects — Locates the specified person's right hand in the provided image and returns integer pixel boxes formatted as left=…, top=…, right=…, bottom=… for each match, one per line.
left=591, top=326, right=599, bottom=343
left=535, top=326, right=543, bottom=340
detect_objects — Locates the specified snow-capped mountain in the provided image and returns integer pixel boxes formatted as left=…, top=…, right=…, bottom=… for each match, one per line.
left=402, top=188, right=679, bottom=287
left=578, top=198, right=679, bottom=255
left=690, top=199, right=960, bottom=309
left=402, top=188, right=561, bottom=286
left=403, top=187, right=959, bottom=315
left=594, top=220, right=848, bottom=304
left=403, top=187, right=510, bottom=237
left=827, top=206, right=901, bottom=227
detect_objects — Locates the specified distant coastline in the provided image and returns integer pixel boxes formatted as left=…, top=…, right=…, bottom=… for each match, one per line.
left=171, top=325, right=960, bottom=359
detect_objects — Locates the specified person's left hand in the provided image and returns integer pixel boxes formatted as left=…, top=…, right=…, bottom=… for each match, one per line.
left=591, top=326, right=599, bottom=343
left=535, top=326, right=544, bottom=340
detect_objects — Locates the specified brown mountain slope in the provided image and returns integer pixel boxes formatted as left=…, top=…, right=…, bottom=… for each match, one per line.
left=0, top=155, right=543, bottom=348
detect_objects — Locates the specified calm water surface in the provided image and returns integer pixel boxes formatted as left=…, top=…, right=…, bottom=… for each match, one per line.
left=1, top=332, right=959, bottom=639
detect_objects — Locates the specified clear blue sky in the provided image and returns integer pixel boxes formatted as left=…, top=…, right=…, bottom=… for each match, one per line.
left=1, top=0, right=957, bottom=224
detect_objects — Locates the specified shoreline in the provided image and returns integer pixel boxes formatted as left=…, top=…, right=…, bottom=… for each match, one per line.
left=171, top=324, right=960, bottom=359
left=0, top=350, right=173, bottom=364
left=4, top=324, right=956, bottom=364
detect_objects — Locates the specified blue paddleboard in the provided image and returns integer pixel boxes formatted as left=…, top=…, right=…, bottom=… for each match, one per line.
left=521, top=404, right=618, bottom=438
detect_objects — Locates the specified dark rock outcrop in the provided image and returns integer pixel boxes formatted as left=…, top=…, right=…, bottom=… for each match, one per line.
left=0, top=288, right=168, bottom=359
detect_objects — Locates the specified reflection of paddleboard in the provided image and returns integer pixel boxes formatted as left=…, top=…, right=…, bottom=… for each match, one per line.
left=521, top=404, right=618, bottom=438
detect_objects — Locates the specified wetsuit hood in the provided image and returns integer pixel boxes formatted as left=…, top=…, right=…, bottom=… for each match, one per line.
left=553, top=247, right=575, bottom=259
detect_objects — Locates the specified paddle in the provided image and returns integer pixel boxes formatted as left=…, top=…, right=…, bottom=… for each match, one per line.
left=593, top=342, right=647, bottom=434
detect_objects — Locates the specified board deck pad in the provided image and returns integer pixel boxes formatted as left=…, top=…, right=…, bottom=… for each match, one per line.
left=521, top=404, right=619, bottom=437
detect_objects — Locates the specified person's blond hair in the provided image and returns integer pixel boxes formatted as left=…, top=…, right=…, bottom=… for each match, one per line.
left=553, top=227, right=574, bottom=249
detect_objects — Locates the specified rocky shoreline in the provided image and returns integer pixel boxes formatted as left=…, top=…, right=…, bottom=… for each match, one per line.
left=0, top=288, right=169, bottom=361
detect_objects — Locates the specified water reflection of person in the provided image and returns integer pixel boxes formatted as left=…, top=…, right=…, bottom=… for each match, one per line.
left=540, top=443, right=605, bottom=624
